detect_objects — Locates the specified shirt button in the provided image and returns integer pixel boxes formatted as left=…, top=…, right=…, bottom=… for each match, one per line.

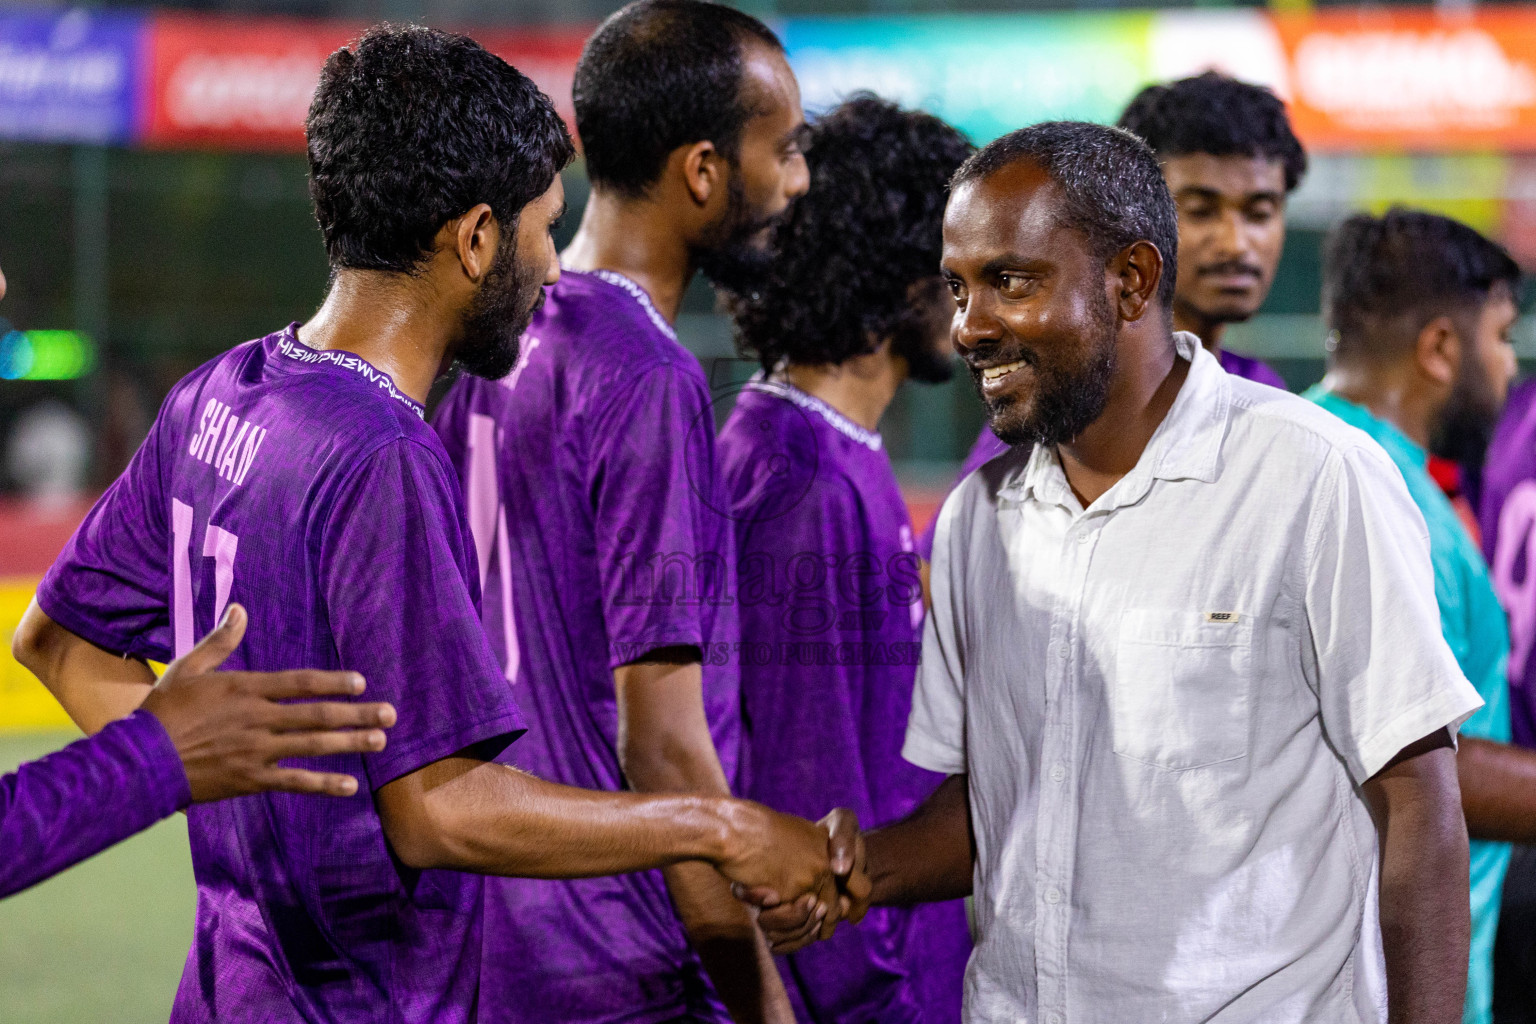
left=1076, top=532, right=1090, bottom=545
left=1056, top=645, right=1069, bottom=660
left=1049, top=764, right=1066, bottom=783
left=1044, top=887, right=1062, bottom=905
left=1047, top=1014, right=1063, bottom=1024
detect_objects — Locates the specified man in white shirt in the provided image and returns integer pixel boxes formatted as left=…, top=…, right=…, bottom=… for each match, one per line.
left=757, top=122, right=1481, bottom=1024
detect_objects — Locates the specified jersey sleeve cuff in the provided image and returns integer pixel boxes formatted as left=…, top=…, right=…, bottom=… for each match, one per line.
left=34, top=584, right=172, bottom=665
left=111, top=710, right=193, bottom=815
left=365, top=709, right=529, bottom=790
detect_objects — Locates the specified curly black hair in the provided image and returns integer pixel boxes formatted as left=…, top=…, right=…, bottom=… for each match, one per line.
left=1118, top=72, right=1308, bottom=193
left=1324, top=206, right=1520, bottom=360
left=730, top=94, right=973, bottom=371
left=574, top=0, right=783, bottom=199
left=306, top=24, right=575, bottom=274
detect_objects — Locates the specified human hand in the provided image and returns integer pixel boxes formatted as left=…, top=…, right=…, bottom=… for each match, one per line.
left=141, top=604, right=397, bottom=802
left=714, top=799, right=843, bottom=939
left=738, top=808, right=869, bottom=953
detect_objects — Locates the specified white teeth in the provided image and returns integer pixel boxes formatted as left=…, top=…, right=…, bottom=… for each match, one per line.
left=981, top=360, right=1027, bottom=385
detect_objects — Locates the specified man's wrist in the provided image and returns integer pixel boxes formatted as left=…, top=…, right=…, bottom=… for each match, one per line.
left=682, top=794, right=742, bottom=867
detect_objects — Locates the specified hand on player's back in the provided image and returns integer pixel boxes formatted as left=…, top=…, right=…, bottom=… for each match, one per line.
left=720, top=804, right=870, bottom=949
left=141, top=604, right=397, bottom=802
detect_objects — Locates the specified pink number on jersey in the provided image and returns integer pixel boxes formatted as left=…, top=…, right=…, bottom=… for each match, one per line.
left=467, top=413, right=520, bottom=684
left=1493, top=478, right=1536, bottom=680
left=172, top=499, right=196, bottom=659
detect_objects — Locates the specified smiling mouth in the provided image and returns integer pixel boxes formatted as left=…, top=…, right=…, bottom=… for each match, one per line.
left=981, top=359, right=1028, bottom=386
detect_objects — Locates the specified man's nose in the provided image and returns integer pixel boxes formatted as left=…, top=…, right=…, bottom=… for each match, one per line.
left=785, top=150, right=810, bottom=202
left=1213, top=207, right=1247, bottom=258
left=953, top=294, right=1002, bottom=355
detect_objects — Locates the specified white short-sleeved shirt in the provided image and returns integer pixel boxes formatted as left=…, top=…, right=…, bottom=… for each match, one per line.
left=905, top=332, right=1482, bottom=1024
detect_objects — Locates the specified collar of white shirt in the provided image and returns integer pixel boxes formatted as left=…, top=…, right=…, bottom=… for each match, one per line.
left=998, top=331, right=1228, bottom=513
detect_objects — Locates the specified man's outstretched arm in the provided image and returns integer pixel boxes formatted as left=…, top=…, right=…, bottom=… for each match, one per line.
left=2, top=605, right=396, bottom=898
left=1457, top=736, right=1536, bottom=843
left=1362, top=728, right=1470, bottom=1024
left=754, top=773, right=970, bottom=954
left=376, top=749, right=857, bottom=931
left=615, top=649, right=795, bottom=1024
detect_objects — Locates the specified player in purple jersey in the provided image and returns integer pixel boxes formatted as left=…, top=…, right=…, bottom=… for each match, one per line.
left=3, top=602, right=396, bottom=899
left=0, top=262, right=395, bottom=898
left=14, top=27, right=858, bottom=1024
left=921, top=73, right=1303, bottom=559
left=718, top=96, right=974, bottom=1024
left=1484, top=377, right=1536, bottom=749
left=1477, top=298, right=1536, bottom=1024
left=433, top=4, right=819, bottom=1021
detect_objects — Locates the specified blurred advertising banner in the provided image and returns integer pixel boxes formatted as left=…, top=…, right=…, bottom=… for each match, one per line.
left=140, top=15, right=586, bottom=151
left=782, top=6, right=1536, bottom=153
left=782, top=13, right=1156, bottom=145
left=143, top=14, right=361, bottom=151
left=0, top=8, right=145, bottom=145
left=3, top=8, right=1536, bottom=153
left=1275, top=9, right=1536, bottom=151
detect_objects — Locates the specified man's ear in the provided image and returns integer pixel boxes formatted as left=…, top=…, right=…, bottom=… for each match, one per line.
left=680, top=140, right=723, bottom=207
left=453, top=203, right=500, bottom=283
left=1111, top=240, right=1163, bottom=323
left=1414, top=315, right=1460, bottom=389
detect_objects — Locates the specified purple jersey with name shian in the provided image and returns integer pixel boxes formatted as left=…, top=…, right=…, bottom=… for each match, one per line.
left=917, top=346, right=1286, bottom=559
left=433, top=269, right=741, bottom=1024
left=719, top=380, right=971, bottom=1024
left=37, top=325, right=526, bottom=1024
left=1480, top=375, right=1536, bottom=748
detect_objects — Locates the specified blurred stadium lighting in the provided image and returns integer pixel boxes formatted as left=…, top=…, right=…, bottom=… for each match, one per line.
left=0, top=328, right=97, bottom=381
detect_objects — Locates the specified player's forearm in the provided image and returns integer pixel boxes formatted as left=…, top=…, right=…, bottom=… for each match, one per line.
left=13, top=601, right=155, bottom=734
left=379, top=756, right=741, bottom=877
left=615, top=662, right=794, bottom=1022
left=1458, top=737, right=1536, bottom=843
left=663, top=861, right=796, bottom=1024
left=866, top=773, right=973, bottom=907
left=1365, top=741, right=1469, bottom=1024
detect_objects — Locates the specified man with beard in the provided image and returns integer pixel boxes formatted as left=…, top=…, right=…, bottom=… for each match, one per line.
left=920, top=73, right=1304, bottom=559
left=717, top=95, right=973, bottom=1024
left=13, top=26, right=855, bottom=1023
left=1306, top=208, right=1532, bottom=1024
left=757, top=122, right=1480, bottom=1024
left=430, top=3, right=814, bottom=1021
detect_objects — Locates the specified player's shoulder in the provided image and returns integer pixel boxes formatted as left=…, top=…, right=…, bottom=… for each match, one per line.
left=542, top=269, right=695, bottom=372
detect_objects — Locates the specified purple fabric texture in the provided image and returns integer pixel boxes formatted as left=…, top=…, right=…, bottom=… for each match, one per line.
left=433, top=269, right=740, bottom=1024
left=0, top=709, right=190, bottom=898
left=1216, top=346, right=1288, bottom=390
left=1480, top=375, right=1536, bottom=748
left=38, top=325, right=525, bottom=1024
left=917, top=346, right=1287, bottom=560
left=719, top=381, right=971, bottom=1024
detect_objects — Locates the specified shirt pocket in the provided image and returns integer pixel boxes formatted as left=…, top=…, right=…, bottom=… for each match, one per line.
left=1112, top=608, right=1253, bottom=771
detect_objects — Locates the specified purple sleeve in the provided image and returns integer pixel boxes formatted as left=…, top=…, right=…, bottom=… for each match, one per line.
left=917, top=425, right=1010, bottom=562
left=0, top=710, right=189, bottom=898
left=37, top=424, right=173, bottom=663
left=589, top=364, right=723, bottom=668
left=321, top=439, right=526, bottom=788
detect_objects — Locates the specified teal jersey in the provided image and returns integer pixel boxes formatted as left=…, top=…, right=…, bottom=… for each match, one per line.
left=1307, top=388, right=1512, bottom=1024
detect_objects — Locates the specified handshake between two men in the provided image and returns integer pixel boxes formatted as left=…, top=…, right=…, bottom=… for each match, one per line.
left=724, top=806, right=872, bottom=949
